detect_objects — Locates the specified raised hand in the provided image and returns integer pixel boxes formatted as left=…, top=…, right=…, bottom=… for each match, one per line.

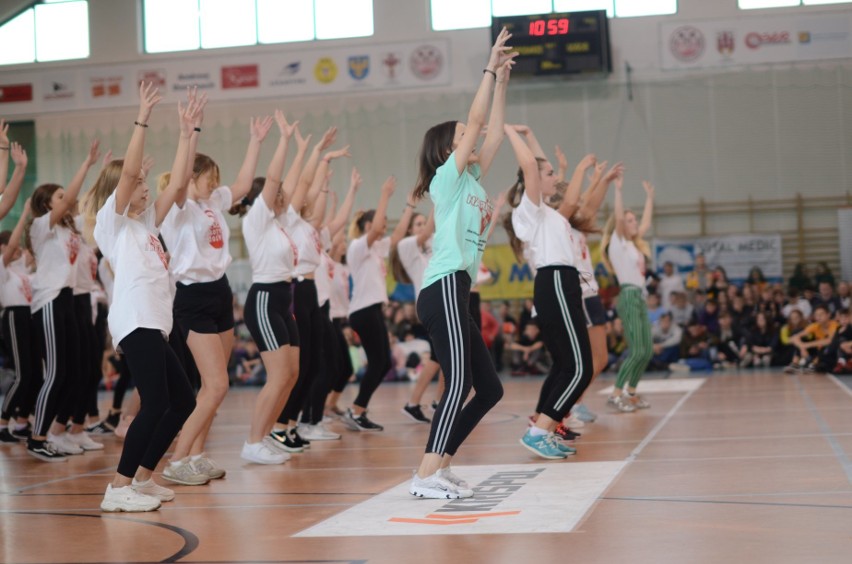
left=0, top=119, right=8, bottom=146
left=325, top=144, right=351, bottom=161
left=100, top=149, right=114, bottom=170
left=250, top=116, right=274, bottom=142
left=318, top=126, right=338, bottom=151
left=512, top=124, right=531, bottom=136
left=642, top=180, right=655, bottom=197
left=605, top=162, right=625, bottom=183
left=555, top=145, right=568, bottom=172
left=137, top=82, right=162, bottom=124
left=350, top=167, right=362, bottom=192
left=84, top=139, right=101, bottom=167
left=274, top=110, right=298, bottom=138
left=381, top=175, right=397, bottom=197
left=614, top=173, right=624, bottom=191
left=495, top=50, right=517, bottom=83
left=488, top=27, right=513, bottom=71
left=578, top=153, right=596, bottom=170
left=294, top=125, right=311, bottom=153
left=179, top=94, right=205, bottom=136
left=10, top=142, right=27, bottom=168
left=141, top=155, right=154, bottom=178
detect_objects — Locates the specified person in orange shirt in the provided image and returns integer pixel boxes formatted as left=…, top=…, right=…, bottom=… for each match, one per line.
left=784, top=304, right=838, bottom=373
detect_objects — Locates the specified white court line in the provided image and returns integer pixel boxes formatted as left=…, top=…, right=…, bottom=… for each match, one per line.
left=828, top=374, right=852, bottom=400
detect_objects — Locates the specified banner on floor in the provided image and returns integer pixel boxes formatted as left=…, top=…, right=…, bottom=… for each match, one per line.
left=661, top=11, right=852, bottom=71
left=0, top=39, right=450, bottom=116
left=653, top=234, right=783, bottom=284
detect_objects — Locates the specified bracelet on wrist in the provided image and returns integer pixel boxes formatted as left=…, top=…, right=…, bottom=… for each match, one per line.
left=134, top=121, right=148, bottom=128
left=483, top=68, right=497, bottom=79
left=193, top=127, right=201, bottom=133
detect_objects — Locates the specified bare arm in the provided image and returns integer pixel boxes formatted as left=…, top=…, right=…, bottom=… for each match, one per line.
left=305, top=145, right=351, bottom=225
left=323, top=188, right=337, bottom=229
left=228, top=116, right=274, bottom=205
left=327, top=167, right=360, bottom=237
left=554, top=145, right=568, bottom=183
left=579, top=162, right=622, bottom=221
left=115, top=82, right=161, bottom=216
left=3, top=198, right=29, bottom=266
left=0, top=120, right=9, bottom=196
left=503, top=125, right=541, bottom=204
left=176, top=87, right=203, bottom=208
left=486, top=190, right=507, bottom=240
left=391, top=192, right=416, bottom=250
left=478, top=56, right=514, bottom=179
left=511, top=125, right=546, bottom=160
left=291, top=127, right=335, bottom=213
left=614, top=176, right=627, bottom=239
left=282, top=127, right=310, bottom=202
left=559, top=153, right=595, bottom=220
left=367, top=176, right=396, bottom=247
left=417, top=208, right=435, bottom=247
left=259, top=110, right=295, bottom=211
left=155, top=98, right=204, bottom=227
left=52, top=139, right=100, bottom=226
left=638, top=181, right=655, bottom=238
left=0, top=143, right=27, bottom=221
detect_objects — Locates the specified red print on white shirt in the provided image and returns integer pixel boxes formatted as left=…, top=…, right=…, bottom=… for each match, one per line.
left=67, top=233, right=80, bottom=265
left=90, top=254, right=98, bottom=281
left=17, top=272, right=32, bottom=303
left=147, top=234, right=169, bottom=270
left=278, top=226, right=299, bottom=266
left=204, top=209, right=225, bottom=249
left=466, top=194, right=494, bottom=237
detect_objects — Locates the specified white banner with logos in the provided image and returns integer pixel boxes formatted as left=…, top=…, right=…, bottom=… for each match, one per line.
left=0, top=40, right=450, bottom=115
left=653, top=234, right=783, bottom=284
left=840, top=208, right=852, bottom=282
left=661, top=11, right=852, bottom=71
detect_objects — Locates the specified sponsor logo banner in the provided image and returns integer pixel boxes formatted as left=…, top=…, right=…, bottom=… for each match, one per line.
left=348, top=56, right=370, bottom=81
left=0, top=84, right=33, bottom=103
left=314, top=57, right=338, bottom=84
left=653, top=234, right=783, bottom=284
left=661, top=11, right=852, bottom=70
left=137, top=69, right=167, bottom=90
left=296, top=462, right=625, bottom=537
left=222, top=64, right=259, bottom=89
left=43, top=75, right=75, bottom=102
left=171, top=70, right=216, bottom=92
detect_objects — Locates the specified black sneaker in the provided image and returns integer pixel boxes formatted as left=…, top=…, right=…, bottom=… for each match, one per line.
left=0, top=428, right=21, bottom=443
left=11, top=423, right=31, bottom=440
left=431, top=401, right=439, bottom=411
left=27, top=440, right=68, bottom=462
left=105, top=411, right=121, bottom=429
left=554, top=423, right=581, bottom=442
left=86, top=421, right=114, bottom=435
left=268, top=430, right=304, bottom=453
left=401, top=404, right=431, bottom=423
left=289, top=428, right=311, bottom=449
left=345, top=409, right=384, bottom=431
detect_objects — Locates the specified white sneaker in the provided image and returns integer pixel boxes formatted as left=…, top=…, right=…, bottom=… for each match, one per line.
left=437, top=467, right=474, bottom=498
left=66, top=431, right=104, bottom=451
left=101, top=484, right=161, bottom=512
left=565, top=414, right=585, bottom=429
left=409, top=471, right=463, bottom=499
left=298, top=423, right=341, bottom=441
left=241, top=441, right=289, bottom=465
left=131, top=478, right=175, bottom=502
left=262, top=436, right=293, bottom=460
left=47, top=432, right=84, bottom=455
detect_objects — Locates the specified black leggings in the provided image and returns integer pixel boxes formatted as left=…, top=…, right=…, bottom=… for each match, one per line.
left=67, top=293, right=97, bottom=425
left=469, top=291, right=482, bottom=331
left=417, top=272, right=503, bottom=456
left=1, top=306, right=39, bottom=421
left=349, top=303, right=392, bottom=409
left=533, top=267, right=593, bottom=421
left=301, top=302, right=333, bottom=425
left=110, top=354, right=133, bottom=411
left=330, top=318, right=354, bottom=393
left=279, top=279, right=321, bottom=424
left=88, top=302, right=108, bottom=418
left=32, top=288, right=77, bottom=437
left=117, top=328, right=195, bottom=478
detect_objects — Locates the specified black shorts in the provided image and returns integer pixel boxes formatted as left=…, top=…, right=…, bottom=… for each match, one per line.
left=174, top=275, right=235, bottom=335
left=582, top=294, right=607, bottom=328
left=244, top=281, right=299, bottom=352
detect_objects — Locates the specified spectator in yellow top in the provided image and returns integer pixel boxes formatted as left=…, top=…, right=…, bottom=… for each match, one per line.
left=784, top=305, right=838, bottom=373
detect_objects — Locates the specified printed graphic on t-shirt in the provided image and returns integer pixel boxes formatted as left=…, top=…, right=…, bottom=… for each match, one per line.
left=312, top=230, right=323, bottom=254
left=67, top=233, right=80, bottom=265
left=328, top=261, right=335, bottom=279
left=204, top=209, right=225, bottom=249
left=147, top=234, right=169, bottom=270
left=279, top=226, right=299, bottom=265
left=465, top=194, right=494, bottom=250
left=89, top=254, right=98, bottom=281
left=17, top=272, right=32, bottom=303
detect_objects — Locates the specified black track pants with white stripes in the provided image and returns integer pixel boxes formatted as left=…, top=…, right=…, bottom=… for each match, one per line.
left=1, top=306, right=39, bottom=421
left=32, top=287, right=75, bottom=437
left=417, top=271, right=503, bottom=456
left=533, top=266, right=593, bottom=422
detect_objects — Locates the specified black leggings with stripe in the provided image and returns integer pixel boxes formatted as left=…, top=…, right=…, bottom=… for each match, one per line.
left=533, top=266, right=593, bottom=422
left=32, top=287, right=77, bottom=437
left=349, top=303, right=392, bottom=409
left=417, top=271, right=503, bottom=456
left=1, top=306, right=40, bottom=421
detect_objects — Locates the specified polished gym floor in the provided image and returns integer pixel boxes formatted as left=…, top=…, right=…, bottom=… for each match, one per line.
left=2, top=370, right=852, bottom=564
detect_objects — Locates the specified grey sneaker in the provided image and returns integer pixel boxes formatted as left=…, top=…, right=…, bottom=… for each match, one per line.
left=437, top=467, right=473, bottom=498
left=607, top=395, right=636, bottom=413
left=162, top=458, right=210, bottom=486
left=131, top=478, right=175, bottom=502
left=628, top=393, right=650, bottom=409
left=193, top=455, right=226, bottom=479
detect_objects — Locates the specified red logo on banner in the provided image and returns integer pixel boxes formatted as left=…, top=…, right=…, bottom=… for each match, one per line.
left=90, top=77, right=122, bottom=98
left=745, top=31, right=791, bottom=50
left=222, top=65, right=259, bottom=89
left=717, top=32, right=735, bottom=56
left=138, top=69, right=167, bottom=89
left=0, top=84, right=33, bottom=103
left=670, top=26, right=705, bottom=62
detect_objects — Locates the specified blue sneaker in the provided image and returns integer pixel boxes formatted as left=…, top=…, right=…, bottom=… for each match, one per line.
left=554, top=439, right=576, bottom=455
left=573, top=404, right=597, bottom=423
left=520, top=430, right=567, bottom=460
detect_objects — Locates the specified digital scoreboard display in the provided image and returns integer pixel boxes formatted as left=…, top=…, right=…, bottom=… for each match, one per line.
left=492, top=11, right=612, bottom=77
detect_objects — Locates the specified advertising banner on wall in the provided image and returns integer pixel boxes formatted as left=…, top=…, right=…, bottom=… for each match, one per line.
left=839, top=208, right=852, bottom=282
left=0, top=39, right=450, bottom=116
left=653, top=234, right=783, bottom=283
left=661, top=11, right=852, bottom=71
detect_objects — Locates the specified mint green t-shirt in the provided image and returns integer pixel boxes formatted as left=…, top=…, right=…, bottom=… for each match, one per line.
left=421, top=152, right=494, bottom=290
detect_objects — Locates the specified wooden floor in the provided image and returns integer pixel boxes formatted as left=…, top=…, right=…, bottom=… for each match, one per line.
left=3, top=370, right=852, bottom=564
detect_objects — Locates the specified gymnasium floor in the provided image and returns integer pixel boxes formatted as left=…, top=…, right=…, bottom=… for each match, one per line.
left=2, top=370, right=852, bottom=564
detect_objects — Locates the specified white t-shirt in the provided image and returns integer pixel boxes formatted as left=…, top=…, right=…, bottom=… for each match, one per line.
left=160, top=185, right=233, bottom=284
left=783, top=298, right=813, bottom=320
left=0, top=256, right=33, bottom=308
left=511, top=193, right=575, bottom=269
left=658, top=273, right=685, bottom=308
left=347, top=234, right=390, bottom=314
left=608, top=231, right=646, bottom=288
left=30, top=214, right=81, bottom=312
left=397, top=235, right=432, bottom=298
left=242, top=196, right=297, bottom=284
left=314, top=229, right=333, bottom=307
left=94, top=192, right=173, bottom=347
left=472, top=260, right=492, bottom=292
left=329, top=260, right=350, bottom=319
left=571, top=227, right=599, bottom=297
left=98, top=258, right=115, bottom=306
left=287, top=205, right=323, bottom=278
left=73, top=242, right=100, bottom=296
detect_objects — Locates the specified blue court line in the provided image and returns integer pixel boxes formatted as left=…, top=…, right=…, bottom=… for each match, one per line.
left=793, top=375, right=852, bottom=487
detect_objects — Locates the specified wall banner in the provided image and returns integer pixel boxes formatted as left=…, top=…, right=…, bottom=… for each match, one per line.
left=653, top=234, right=783, bottom=284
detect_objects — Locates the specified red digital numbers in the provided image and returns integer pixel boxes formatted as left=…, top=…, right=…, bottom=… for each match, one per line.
left=529, top=18, right=569, bottom=36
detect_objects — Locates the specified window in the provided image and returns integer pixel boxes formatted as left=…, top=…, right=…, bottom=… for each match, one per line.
left=432, top=0, right=677, bottom=31
left=0, top=0, right=88, bottom=66
left=739, top=0, right=851, bottom=7
left=143, top=0, right=373, bottom=53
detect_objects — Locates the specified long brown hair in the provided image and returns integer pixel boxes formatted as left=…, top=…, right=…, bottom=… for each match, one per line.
left=413, top=121, right=457, bottom=201
left=26, top=183, right=79, bottom=255
left=192, top=153, right=220, bottom=191
left=389, top=213, right=423, bottom=284
left=348, top=209, right=375, bottom=241
left=546, top=180, right=601, bottom=236
left=503, top=160, right=547, bottom=264
left=80, top=159, right=123, bottom=246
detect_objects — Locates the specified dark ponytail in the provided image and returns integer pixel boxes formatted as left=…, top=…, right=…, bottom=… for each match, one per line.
left=229, top=177, right=265, bottom=217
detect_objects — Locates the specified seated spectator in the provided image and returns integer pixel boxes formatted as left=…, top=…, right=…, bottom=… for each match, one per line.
left=814, top=261, right=835, bottom=289
left=714, top=312, right=744, bottom=368
left=813, top=281, right=843, bottom=317
left=480, top=302, right=500, bottom=351
left=743, top=311, right=775, bottom=368
left=646, top=292, right=665, bottom=325
left=782, top=289, right=812, bottom=321
left=696, top=299, right=720, bottom=334
left=747, top=266, right=768, bottom=293
left=788, top=263, right=813, bottom=293
left=730, top=295, right=754, bottom=336
left=775, top=309, right=808, bottom=367
left=838, top=281, right=850, bottom=309
left=820, top=308, right=851, bottom=374
left=509, top=319, right=546, bottom=375
left=672, top=320, right=717, bottom=372
left=670, top=290, right=695, bottom=327
left=649, top=312, right=682, bottom=370
left=658, top=261, right=685, bottom=309
left=784, top=305, right=839, bottom=373
left=518, top=298, right=535, bottom=335
left=606, top=318, right=628, bottom=372
left=686, top=253, right=712, bottom=295
left=706, top=266, right=730, bottom=301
